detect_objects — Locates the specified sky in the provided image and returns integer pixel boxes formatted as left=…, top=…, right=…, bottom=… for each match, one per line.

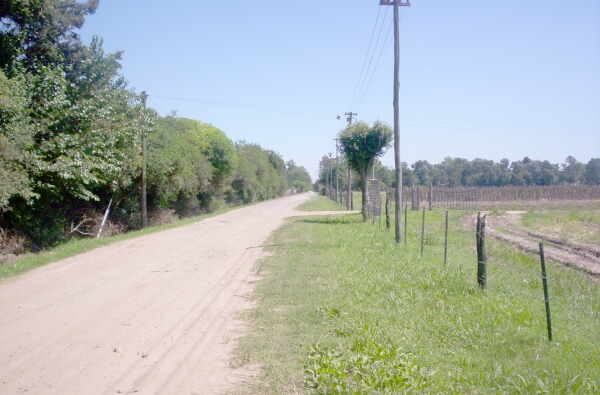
left=79, top=0, right=600, bottom=180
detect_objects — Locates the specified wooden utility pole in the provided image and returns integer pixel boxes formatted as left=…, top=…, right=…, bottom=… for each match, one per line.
left=338, top=112, right=357, bottom=210
left=328, top=152, right=334, bottom=200
left=140, top=91, right=148, bottom=228
left=380, top=0, right=410, bottom=244
left=335, top=139, right=340, bottom=204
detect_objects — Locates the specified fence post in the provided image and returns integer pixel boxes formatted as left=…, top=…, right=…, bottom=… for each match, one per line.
left=476, top=212, right=487, bottom=289
left=420, top=208, right=426, bottom=257
left=411, top=188, right=418, bottom=211
left=443, top=210, right=449, bottom=265
left=385, top=189, right=391, bottom=231
left=428, top=183, right=433, bottom=210
left=96, top=198, right=113, bottom=238
left=404, top=202, right=408, bottom=246
left=539, top=242, right=553, bottom=341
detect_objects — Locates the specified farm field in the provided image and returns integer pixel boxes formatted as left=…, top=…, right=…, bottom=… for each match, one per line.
left=518, top=205, right=600, bottom=246
left=235, top=195, right=600, bottom=394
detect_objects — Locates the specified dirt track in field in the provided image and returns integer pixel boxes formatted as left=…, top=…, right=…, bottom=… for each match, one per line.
left=0, top=192, right=346, bottom=395
left=465, top=211, right=600, bottom=279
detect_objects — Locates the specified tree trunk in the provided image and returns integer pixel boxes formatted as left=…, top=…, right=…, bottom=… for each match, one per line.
left=361, top=169, right=368, bottom=222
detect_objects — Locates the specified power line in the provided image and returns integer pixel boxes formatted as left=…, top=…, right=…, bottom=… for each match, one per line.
left=354, top=9, right=390, bottom=108
left=356, top=13, right=394, bottom=107
left=349, top=7, right=383, bottom=108
left=351, top=8, right=391, bottom=109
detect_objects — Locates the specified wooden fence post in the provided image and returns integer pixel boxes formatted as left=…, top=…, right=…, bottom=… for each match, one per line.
left=428, top=183, right=433, bottom=210
left=96, top=198, right=113, bottom=239
left=443, top=210, right=449, bottom=265
left=411, top=188, right=418, bottom=211
left=404, top=202, right=408, bottom=246
left=476, top=212, right=487, bottom=289
left=539, top=242, right=553, bottom=341
left=420, top=208, right=426, bottom=257
left=385, top=189, right=391, bottom=231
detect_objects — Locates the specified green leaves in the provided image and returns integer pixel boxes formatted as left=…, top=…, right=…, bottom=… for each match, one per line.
left=0, top=69, right=36, bottom=208
left=339, top=121, right=393, bottom=175
left=304, top=329, right=429, bottom=394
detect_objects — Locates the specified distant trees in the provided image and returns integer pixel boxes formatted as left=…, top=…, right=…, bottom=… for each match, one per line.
left=339, top=121, right=392, bottom=221
left=365, top=156, right=600, bottom=188
left=584, top=159, right=600, bottom=185
left=229, top=142, right=288, bottom=204
left=318, top=155, right=600, bottom=198
left=286, top=161, right=312, bottom=193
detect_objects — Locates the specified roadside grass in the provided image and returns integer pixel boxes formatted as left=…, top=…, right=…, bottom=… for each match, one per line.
left=520, top=207, right=600, bottom=246
left=0, top=202, right=258, bottom=280
left=235, top=205, right=600, bottom=394
left=298, top=194, right=345, bottom=211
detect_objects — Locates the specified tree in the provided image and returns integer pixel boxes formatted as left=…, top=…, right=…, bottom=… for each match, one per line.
left=561, top=156, right=585, bottom=184
left=339, top=121, right=392, bottom=221
left=584, top=159, right=600, bottom=185
left=412, top=160, right=433, bottom=185
left=0, top=0, right=100, bottom=72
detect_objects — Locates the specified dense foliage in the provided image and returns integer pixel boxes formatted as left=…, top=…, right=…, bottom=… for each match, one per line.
left=0, top=1, right=310, bottom=251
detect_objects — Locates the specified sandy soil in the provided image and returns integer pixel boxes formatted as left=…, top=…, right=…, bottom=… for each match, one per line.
left=465, top=211, right=600, bottom=279
left=0, top=192, right=342, bottom=395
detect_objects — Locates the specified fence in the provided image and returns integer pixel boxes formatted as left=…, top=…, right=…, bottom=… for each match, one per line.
left=401, top=185, right=600, bottom=210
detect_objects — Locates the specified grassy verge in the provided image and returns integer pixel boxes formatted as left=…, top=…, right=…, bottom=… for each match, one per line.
left=0, top=202, right=259, bottom=281
left=297, top=194, right=345, bottom=211
left=520, top=207, right=600, bottom=246
left=235, top=207, right=600, bottom=394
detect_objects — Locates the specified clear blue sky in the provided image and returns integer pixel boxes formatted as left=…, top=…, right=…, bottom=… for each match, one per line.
left=80, top=0, right=600, bottom=180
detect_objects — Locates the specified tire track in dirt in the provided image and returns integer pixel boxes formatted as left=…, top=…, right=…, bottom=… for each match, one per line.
left=465, top=211, right=600, bottom=279
left=0, top=193, right=352, bottom=395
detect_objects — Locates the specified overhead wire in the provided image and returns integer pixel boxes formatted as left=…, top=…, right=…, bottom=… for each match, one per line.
left=354, top=9, right=391, bottom=110
left=349, top=7, right=387, bottom=109
left=356, top=10, right=394, bottom=108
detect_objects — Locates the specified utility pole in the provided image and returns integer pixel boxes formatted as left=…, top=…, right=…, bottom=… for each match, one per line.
left=337, top=112, right=357, bottom=210
left=334, top=139, right=341, bottom=204
left=328, top=152, right=334, bottom=200
left=140, top=91, right=148, bottom=228
left=380, top=0, right=410, bottom=243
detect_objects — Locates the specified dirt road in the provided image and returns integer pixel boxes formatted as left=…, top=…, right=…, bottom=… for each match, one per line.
left=0, top=192, right=335, bottom=395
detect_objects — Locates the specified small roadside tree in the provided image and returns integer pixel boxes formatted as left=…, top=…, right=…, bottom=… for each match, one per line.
left=339, top=121, right=393, bottom=221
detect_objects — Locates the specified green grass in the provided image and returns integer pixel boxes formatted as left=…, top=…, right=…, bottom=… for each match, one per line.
left=520, top=206, right=600, bottom=245
left=235, top=206, right=600, bottom=394
left=298, top=194, right=345, bottom=211
left=0, top=203, right=252, bottom=281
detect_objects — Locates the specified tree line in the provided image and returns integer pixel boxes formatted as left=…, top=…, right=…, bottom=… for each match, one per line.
left=319, top=155, right=600, bottom=190
left=0, top=1, right=311, bottom=251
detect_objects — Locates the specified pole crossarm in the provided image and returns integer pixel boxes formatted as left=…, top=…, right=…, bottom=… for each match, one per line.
left=379, top=0, right=410, bottom=6
left=344, top=112, right=358, bottom=125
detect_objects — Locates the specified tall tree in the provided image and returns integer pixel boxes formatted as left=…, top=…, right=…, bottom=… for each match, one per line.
left=0, top=0, right=99, bottom=72
left=339, top=121, right=392, bottom=221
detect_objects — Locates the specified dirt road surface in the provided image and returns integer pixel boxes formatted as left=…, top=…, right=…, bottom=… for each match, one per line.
left=0, top=192, right=339, bottom=395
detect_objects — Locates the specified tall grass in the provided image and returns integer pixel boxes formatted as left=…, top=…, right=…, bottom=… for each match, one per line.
left=236, top=205, right=600, bottom=394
